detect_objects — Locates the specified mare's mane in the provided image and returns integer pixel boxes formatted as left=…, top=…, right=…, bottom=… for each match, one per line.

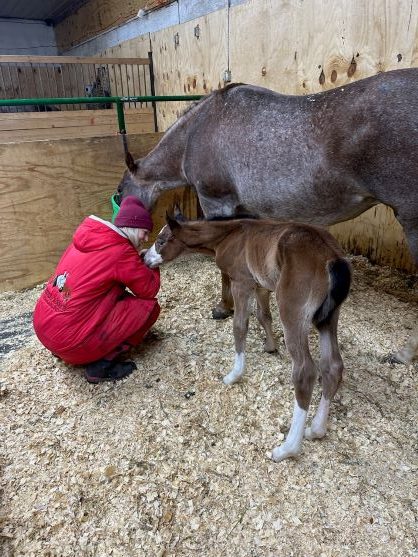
left=178, top=82, right=246, bottom=119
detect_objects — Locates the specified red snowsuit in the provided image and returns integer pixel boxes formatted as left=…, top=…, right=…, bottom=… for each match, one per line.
left=33, top=216, right=160, bottom=365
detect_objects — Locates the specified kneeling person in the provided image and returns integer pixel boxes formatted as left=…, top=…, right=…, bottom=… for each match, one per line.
left=33, top=196, right=160, bottom=383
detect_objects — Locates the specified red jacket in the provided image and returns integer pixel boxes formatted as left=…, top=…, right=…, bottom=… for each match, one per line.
left=33, top=216, right=160, bottom=365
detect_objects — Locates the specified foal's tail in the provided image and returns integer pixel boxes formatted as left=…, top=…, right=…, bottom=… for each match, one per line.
left=313, top=259, right=352, bottom=327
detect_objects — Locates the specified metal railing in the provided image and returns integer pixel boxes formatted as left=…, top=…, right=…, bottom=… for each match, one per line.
left=0, top=94, right=204, bottom=152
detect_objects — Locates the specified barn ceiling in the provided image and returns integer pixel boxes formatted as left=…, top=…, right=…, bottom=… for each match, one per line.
left=0, top=0, right=90, bottom=24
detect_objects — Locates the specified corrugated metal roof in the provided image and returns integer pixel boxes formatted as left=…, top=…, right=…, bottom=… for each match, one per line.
left=0, top=0, right=90, bottom=24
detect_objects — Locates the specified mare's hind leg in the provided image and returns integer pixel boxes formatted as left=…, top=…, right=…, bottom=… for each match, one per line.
left=272, top=308, right=316, bottom=462
left=223, top=280, right=252, bottom=385
left=212, top=273, right=234, bottom=320
left=392, top=327, right=418, bottom=364
left=254, top=287, right=277, bottom=353
left=305, top=310, right=344, bottom=440
left=392, top=214, right=418, bottom=363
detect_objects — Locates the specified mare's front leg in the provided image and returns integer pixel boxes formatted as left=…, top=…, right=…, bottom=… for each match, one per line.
left=254, top=287, right=277, bottom=353
left=212, top=272, right=234, bottom=319
left=223, top=281, right=253, bottom=385
left=271, top=302, right=316, bottom=462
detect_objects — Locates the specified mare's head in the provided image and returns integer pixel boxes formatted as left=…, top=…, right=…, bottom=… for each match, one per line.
left=143, top=209, right=188, bottom=268
left=117, top=152, right=161, bottom=210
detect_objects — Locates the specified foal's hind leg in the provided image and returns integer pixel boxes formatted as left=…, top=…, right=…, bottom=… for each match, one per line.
left=272, top=308, right=316, bottom=462
left=223, top=281, right=252, bottom=385
left=212, top=273, right=234, bottom=320
left=255, top=287, right=277, bottom=353
left=305, top=310, right=344, bottom=440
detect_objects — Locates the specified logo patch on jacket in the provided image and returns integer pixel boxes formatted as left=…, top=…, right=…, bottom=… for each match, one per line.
left=53, top=272, right=69, bottom=292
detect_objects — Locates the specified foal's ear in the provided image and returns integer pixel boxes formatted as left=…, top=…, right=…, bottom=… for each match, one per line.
left=166, top=212, right=181, bottom=230
left=125, top=151, right=138, bottom=174
left=173, top=203, right=187, bottom=222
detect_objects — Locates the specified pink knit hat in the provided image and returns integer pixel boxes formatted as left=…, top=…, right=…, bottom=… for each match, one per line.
left=114, top=196, right=153, bottom=231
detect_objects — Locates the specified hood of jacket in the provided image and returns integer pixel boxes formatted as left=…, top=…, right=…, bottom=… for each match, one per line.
left=73, top=216, right=129, bottom=253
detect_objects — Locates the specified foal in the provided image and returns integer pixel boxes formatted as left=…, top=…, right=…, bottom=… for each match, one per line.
left=145, top=215, right=351, bottom=462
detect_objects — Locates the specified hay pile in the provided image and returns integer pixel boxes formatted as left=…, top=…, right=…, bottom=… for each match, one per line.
left=0, top=255, right=417, bottom=557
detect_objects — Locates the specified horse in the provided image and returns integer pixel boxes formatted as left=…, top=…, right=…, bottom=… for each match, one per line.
left=144, top=214, right=352, bottom=461
left=118, top=68, right=418, bottom=363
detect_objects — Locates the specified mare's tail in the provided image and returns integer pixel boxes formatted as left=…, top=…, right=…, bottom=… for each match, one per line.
left=313, top=259, right=352, bottom=327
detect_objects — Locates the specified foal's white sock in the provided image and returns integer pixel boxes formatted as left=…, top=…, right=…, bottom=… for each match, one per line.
left=272, top=400, right=307, bottom=462
left=305, top=396, right=330, bottom=440
left=223, top=352, right=245, bottom=385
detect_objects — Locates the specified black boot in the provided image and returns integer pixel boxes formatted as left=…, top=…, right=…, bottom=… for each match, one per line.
left=106, top=361, right=137, bottom=381
left=85, top=359, right=137, bottom=384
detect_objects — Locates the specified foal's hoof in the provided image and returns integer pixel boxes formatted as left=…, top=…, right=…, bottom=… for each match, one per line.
left=271, top=444, right=301, bottom=462
left=212, top=306, right=234, bottom=320
left=304, top=426, right=326, bottom=440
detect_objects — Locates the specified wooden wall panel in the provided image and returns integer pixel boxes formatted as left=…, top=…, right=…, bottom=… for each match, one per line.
left=229, top=0, right=418, bottom=94
left=150, top=8, right=228, bottom=130
left=55, top=0, right=149, bottom=52
left=330, top=206, right=415, bottom=272
left=0, top=108, right=154, bottom=142
left=0, top=133, right=198, bottom=291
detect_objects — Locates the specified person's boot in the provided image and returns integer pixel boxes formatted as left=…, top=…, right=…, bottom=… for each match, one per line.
left=85, top=359, right=137, bottom=384
left=107, top=361, right=137, bottom=380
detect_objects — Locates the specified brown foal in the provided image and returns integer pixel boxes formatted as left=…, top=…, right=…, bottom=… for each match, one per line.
left=144, top=215, right=351, bottom=461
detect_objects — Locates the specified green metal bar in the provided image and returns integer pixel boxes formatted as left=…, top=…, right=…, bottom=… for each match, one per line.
left=115, top=99, right=126, bottom=133
left=0, top=94, right=203, bottom=107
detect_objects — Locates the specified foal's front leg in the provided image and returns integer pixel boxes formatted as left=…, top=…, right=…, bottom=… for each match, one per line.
left=255, top=287, right=277, bottom=353
left=223, top=281, right=252, bottom=385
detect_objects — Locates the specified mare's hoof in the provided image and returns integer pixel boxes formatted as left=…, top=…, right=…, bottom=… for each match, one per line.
left=382, top=352, right=407, bottom=365
left=212, top=306, right=234, bottom=320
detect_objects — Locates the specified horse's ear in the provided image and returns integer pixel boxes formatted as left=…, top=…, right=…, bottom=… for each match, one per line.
left=166, top=212, right=181, bottom=230
left=125, top=151, right=137, bottom=174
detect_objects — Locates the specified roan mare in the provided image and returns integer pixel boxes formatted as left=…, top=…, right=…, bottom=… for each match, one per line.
left=144, top=215, right=351, bottom=461
left=118, top=68, right=418, bottom=363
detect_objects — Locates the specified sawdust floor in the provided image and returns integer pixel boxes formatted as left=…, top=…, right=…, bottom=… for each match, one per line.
left=0, top=254, right=417, bottom=557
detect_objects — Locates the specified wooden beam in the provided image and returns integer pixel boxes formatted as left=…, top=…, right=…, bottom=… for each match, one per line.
left=0, top=55, right=149, bottom=65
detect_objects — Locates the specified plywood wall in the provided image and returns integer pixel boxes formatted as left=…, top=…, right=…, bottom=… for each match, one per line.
left=0, top=108, right=154, bottom=143
left=0, top=133, right=198, bottom=291
left=150, top=8, right=228, bottom=129
left=55, top=0, right=149, bottom=52
left=229, top=0, right=418, bottom=93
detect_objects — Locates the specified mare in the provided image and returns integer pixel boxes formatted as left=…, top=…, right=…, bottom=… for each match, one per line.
left=118, top=68, right=418, bottom=363
left=144, top=215, right=351, bottom=461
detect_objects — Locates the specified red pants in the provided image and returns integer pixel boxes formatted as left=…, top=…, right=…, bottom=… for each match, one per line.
left=103, top=303, right=160, bottom=361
